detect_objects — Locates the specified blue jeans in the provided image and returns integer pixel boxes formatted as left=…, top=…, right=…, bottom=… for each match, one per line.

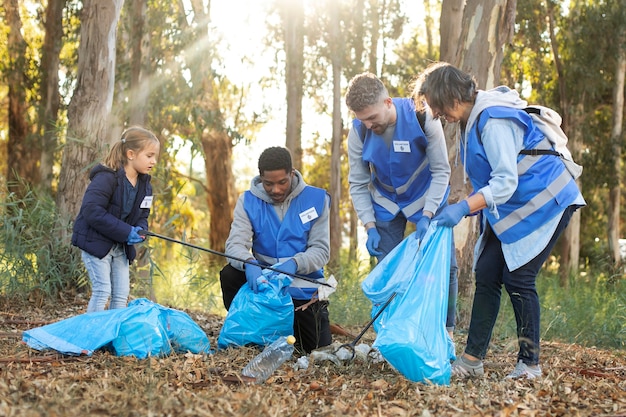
left=465, top=205, right=577, bottom=365
left=376, top=213, right=459, bottom=330
left=82, top=244, right=130, bottom=312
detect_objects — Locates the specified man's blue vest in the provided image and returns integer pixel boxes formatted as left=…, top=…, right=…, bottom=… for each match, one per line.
left=465, top=106, right=580, bottom=243
left=244, top=186, right=326, bottom=300
left=357, top=98, right=440, bottom=222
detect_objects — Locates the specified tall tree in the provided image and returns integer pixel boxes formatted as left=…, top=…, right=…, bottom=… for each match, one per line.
left=280, top=0, right=305, bottom=171
left=440, top=0, right=517, bottom=323
left=608, top=11, right=625, bottom=267
left=546, top=0, right=582, bottom=286
left=5, top=0, right=40, bottom=194
left=439, top=0, right=463, bottom=63
left=56, top=0, right=124, bottom=239
left=182, top=0, right=236, bottom=254
left=128, top=0, right=148, bottom=126
left=38, top=0, right=66, bottom=194
left=327, top=0, right=344, bottom=268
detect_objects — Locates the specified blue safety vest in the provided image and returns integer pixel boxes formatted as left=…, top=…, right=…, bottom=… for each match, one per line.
left=244, top=186, right=326, bottom=300
left=357, top=98, right=444, bottom=222
left=465, top=106, right=580, bottom=244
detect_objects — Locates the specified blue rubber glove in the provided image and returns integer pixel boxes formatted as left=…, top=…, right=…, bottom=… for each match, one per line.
left=434, top=201, right=470, bottom=227
left=127, top=226, right=144, bottom=245
left=414, top=215, right=431, bottom=242
left=366, top=227, right=383, bottom=257
left=276, top=259, right=297, bottom=276
left=245, top=260, right=263, bottom=293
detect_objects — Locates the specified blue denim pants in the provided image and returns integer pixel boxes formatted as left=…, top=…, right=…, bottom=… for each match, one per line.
left=465, top=205, right=577, bottom=365
left=82, top=244, right=130, bottom=312
left=375, top=213, right=459, bottom=330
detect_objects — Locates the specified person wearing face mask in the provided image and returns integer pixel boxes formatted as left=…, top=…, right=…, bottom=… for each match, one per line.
left=219, top=146, right=332, bottom=353
left=345, top=72, right=458, bottom=337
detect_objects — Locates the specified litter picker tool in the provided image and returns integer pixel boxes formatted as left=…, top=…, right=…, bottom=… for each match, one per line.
left=139, top=230, right=334, bottom=288
left=335, top=291, right=397, bottom=361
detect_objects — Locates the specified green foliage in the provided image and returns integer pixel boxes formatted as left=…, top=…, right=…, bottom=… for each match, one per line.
left=327, top=248, right=374, bottom=326
left=488, top=270, right=625, bottom=350
left=0, top=186, right=86, bottom=298
left=138, top=242, right=225, bottom=314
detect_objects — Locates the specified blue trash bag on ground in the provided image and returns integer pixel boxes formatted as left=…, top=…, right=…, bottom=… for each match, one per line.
left=362, top=223, right=455, bottom=385
left=217, top=269, right=294, bottom=350
left=22, top=298, right=211, bottom=358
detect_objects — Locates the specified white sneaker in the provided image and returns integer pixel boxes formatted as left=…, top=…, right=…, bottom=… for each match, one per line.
left=505, top=360, right=542, bottom=380
left=451, top=356, right=484, bottom=378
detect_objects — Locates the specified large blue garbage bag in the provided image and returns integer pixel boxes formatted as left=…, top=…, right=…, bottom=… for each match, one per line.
left=22, top=298, right=211, bottom=358
left=217, top=269, right=294, bottom=350
left=362, top=223, right=455, bottom=385
left=361, top=233, right=424, bottom=333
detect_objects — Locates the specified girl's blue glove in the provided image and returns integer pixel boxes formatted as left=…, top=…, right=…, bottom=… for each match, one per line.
left=366, top=228, right=383, bottom=256
left=433, top=201, right=470, bottom=227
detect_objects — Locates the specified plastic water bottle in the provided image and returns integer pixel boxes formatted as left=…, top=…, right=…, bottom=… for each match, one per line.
left=241, top=335, right=296, bottom=383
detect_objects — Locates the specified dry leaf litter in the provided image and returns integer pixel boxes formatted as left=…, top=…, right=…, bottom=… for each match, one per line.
left=1, top=294, right=624, bottom=417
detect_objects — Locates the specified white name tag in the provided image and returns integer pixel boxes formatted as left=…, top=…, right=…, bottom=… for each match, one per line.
left=393, top=140, right=411, bottom=153
left=140, top=196, right=153, bottom=209
left=299, top=207, right=319, bottom=224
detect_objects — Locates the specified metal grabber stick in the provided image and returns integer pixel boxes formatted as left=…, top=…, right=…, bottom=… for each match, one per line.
left=139, top=230, right=334, bottom=288
left=335, top=291, right=397, bottom=361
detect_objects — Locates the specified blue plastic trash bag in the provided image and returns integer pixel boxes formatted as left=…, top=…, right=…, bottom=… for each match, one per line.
left=217, top=269, right=294, bottom=350
left=361, top=234, right=424, bottom=333
left=22, top=298, right=211, bottom=358
left=362, top=223, right=455, bottom=385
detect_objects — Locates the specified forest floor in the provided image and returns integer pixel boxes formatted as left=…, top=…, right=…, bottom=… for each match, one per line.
left=0, top=293, right=625, bottom=417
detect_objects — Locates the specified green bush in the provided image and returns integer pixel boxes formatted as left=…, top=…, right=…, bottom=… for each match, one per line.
left=0, top=189, right=86, bottom=298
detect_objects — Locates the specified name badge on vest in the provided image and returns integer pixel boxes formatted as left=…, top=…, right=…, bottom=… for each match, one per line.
left=140, top=196, right=153, bottom=209
left=299, top=207, right=319, bottom=224
left=393, top=140, right=411, bottom=153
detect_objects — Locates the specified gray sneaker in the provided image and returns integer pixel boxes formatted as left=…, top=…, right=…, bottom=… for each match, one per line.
left=451, top=356, right=484, bottom=378
left=505, top=360, right=542, bottom=380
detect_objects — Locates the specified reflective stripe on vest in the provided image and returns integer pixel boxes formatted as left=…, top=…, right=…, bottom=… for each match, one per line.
left=361, top=98, right=434, bottom=221
left=466, top=106, right=581, bottom=243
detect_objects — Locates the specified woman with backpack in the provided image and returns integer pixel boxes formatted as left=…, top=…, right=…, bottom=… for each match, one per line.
left=413, top=62, right=585, bottom=380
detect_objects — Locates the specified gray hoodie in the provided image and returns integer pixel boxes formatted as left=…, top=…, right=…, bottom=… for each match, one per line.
left=225, top=170, right=330, bottom=274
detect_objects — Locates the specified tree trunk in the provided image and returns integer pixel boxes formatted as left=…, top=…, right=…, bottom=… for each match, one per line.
left=368, top=0, right=380, bottom=73
left=548, top=1, right=580, bottom=286
left=5, top=0, right=40, bottom=196
left=201, top=130, right=235, bottom=254
left=608, top=37, right=625, bottom=266
left=129, top=0, right=149, bottom=126
left=56, top=0, right=124, bottom=241
left=328, top=3, right=343, bottom=269
left=185, top=0, right=236, bottom=255
left=281, top=0, right=305, bottom=171
left=38, top=0, right=66, bottom=194
left=439, top=0, right=464, bottom=63
left=444, top=0, right=517, bottom=326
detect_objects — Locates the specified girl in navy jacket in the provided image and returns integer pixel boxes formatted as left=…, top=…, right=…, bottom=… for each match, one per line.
left=72, top=126, right=160, bottom=312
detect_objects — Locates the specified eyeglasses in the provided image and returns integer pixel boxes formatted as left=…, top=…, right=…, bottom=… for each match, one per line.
left=431, top=108, right=450, bottom=121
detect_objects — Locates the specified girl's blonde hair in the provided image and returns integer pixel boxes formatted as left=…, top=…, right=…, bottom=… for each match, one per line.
left=102, top=126, right=159, bottom=170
